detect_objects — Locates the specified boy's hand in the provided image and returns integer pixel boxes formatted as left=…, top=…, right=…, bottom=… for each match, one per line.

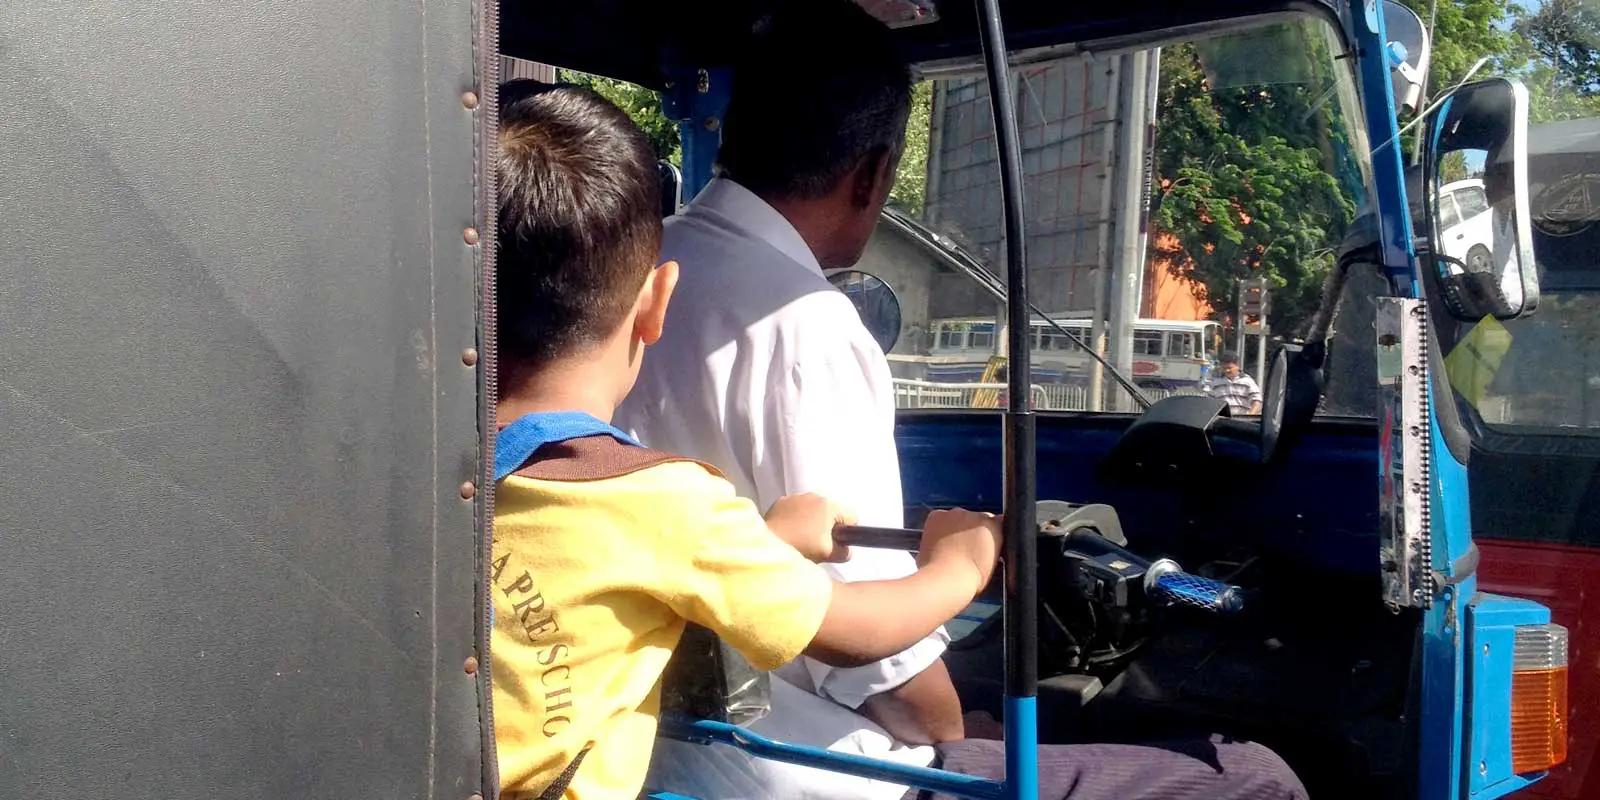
left=765, top=493, right=856, bottom=564
left=915, top=509, right=1002, bottom=596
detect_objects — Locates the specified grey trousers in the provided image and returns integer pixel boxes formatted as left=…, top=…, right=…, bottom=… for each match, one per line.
left=901, top=736, right=1309, bottom=800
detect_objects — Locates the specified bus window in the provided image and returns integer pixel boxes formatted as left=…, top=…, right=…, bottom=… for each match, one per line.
left=1133, top=330, right=1164, bottom=357
left=1168, top=332, right=1194, bottom=358
left=969, top=323, right=995, bottom=349
left=937, top=323, right=968, bottom=349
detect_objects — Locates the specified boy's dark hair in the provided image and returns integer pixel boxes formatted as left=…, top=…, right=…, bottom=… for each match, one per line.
left=717, top=0, right=913, bottom=201
left=1219, top=351, right=1241, bottom=365
left=496, top=80, right=662, bottom=375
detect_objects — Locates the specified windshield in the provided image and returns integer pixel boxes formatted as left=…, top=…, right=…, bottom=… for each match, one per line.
left=875, top=14, right=1374, bottom=415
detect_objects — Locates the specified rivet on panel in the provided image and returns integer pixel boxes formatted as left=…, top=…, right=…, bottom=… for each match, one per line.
left=464, top=656, right=479, bottom=675
left=462, top=348, right=479, bottom=367
left=460, top=481, right=477, bottom=500
left=463, top=227, right=481, bottom=246
left=462, top=91, right=480, bottom=109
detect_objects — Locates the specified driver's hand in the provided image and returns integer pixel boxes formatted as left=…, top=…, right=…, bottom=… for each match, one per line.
left=765, top=493, right=856, bottom=564
left=916, top=509, right=1002, bottom=597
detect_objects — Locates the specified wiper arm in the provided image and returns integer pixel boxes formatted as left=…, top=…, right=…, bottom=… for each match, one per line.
left=880, top=207, right=1152, bottom=411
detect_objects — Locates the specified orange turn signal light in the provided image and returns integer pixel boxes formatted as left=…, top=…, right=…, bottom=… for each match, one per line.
left=1511, top=624, right=1569, bottom=774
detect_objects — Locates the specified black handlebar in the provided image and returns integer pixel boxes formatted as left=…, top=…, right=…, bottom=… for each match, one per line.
left=833, top=525, right=921, bottom=551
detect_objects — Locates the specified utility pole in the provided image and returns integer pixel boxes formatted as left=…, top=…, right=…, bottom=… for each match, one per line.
left=1088, top=53, right=1121, bottom=412
left=1105, top=48, right=1157, bottom=412
left=1238, top=277, right=1269, bottom=381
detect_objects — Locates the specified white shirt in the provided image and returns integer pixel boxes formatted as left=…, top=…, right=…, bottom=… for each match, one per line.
left=616, top=178, right=945, bottom=799
left=1205, top=373, right=1262, bottom=416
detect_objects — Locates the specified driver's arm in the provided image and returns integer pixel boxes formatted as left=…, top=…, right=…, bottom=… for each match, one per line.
left=1248, top=376, right=1263, bottom=415
left=754, top=294, right=964, bottom=743
left=860, top=658, right=965, bottom=744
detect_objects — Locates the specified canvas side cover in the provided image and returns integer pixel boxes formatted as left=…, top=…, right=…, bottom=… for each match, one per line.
left=0, top=1, right=493, bottom=797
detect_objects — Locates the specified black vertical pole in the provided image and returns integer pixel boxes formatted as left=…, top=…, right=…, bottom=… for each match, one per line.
left=973, top=0, right=1038, bottom=797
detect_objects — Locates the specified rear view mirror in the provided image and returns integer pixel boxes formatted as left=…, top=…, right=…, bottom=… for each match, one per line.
left=826, top=269, right=902, bottom=353
left=1421, top=78, right=1539, bottom=320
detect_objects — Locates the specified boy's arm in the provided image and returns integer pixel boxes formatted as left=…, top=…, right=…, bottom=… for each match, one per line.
left=801, top=507, right=1000, bottom=671
left=655, top=471, right=999, bottom=676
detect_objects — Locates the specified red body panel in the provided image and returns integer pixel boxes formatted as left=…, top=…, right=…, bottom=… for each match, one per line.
left=1478, top=540, right=1600, bottom=799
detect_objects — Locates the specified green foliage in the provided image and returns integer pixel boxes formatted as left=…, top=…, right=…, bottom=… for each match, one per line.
left=1391, top=0, right=1520, bottom=91
left=1512, top=0, right=1600, bottom=122
left=1150, top=42, right=1356, bottom=335
left=890, top=81, right=934, bottom=216
left=556, top=70, right=682, bottom=164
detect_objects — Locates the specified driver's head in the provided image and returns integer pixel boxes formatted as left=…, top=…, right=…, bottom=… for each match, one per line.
left=717, top=0, right=912, bottom=269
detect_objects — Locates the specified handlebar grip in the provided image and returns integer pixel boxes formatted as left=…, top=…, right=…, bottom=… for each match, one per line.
left=833, top=526, right=921, bottom=551
left=1146, top=566, right=1245, bottom=614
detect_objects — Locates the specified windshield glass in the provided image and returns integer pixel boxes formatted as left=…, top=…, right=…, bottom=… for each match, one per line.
left=875, top=14, right=1374, bottom=415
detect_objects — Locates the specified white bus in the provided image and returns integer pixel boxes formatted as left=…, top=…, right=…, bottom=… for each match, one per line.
left=922, top=315, right=1221, bottom=390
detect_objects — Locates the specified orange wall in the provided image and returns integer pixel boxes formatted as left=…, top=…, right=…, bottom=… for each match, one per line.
left=1143, top=233, right=1212, bottom=321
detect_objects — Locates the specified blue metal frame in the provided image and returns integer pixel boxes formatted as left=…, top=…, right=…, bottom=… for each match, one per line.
left=659, top=718, right=1006, bottom=799
left=1465, top=596, right=1552, bottom=798
left=662, top=67, right=730, bottom=200
left=1347, top=7, right=1481, bottom=798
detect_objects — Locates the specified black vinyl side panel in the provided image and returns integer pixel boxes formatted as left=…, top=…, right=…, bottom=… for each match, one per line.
left=0, top=3, right=487, bottom=798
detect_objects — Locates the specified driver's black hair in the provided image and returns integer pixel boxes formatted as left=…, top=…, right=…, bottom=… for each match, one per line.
left=716, top=0, right=913, bottom=201
left=495, top=80, right=662, bottom=383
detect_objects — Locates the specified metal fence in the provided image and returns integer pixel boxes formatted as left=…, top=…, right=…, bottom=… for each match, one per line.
left=893, top=379, right=1202, bottom=411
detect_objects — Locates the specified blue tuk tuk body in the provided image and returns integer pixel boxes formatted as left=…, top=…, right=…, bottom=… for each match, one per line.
left=500, top=2, right=1562, bottom=799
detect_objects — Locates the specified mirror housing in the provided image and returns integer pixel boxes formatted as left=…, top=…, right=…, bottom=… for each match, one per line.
left=826, top=269, right=903, bottom=353
left=1382, top=1, right=1431, bottom=115
left=658, top=161, right=684, bottom=217
left=1420, top=78, right=1539, bottom=321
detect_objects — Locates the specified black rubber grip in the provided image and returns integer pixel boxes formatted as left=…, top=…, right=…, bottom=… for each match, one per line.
left=834, top=525, right=921, bottom=551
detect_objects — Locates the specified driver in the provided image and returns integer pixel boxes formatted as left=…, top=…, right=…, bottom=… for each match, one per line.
left=618, top=2, right=1307, bottom=799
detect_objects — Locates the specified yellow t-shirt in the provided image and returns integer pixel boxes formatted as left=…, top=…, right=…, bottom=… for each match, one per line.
left=492, top=459, right=833, bottom=800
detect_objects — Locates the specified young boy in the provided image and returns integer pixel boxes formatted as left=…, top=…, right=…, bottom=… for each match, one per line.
left=490, top=81, right=1003, bottom=800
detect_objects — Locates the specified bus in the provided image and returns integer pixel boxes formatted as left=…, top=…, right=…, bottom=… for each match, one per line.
left=923, top=316, right=1219, bottom=390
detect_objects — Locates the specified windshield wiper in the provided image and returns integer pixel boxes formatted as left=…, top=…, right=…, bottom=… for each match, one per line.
left=879, top=206, right=1153, bottom=410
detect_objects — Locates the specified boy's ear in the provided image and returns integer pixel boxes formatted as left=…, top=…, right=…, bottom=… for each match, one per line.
left=634, top=260, right=679, bottom=346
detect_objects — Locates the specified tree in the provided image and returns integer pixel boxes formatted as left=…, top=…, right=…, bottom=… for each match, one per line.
left=1517, top=0, right=1600, bottom=97
left=556, top=70, right=683, bottom=163
left=1512, top=0, right=1600, bottom=122
left=1149, top=41, right=1356, bottom=336
left=1390, top=0, right=1520, bottom=92
left=890, top=81, right=934, bottom=216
